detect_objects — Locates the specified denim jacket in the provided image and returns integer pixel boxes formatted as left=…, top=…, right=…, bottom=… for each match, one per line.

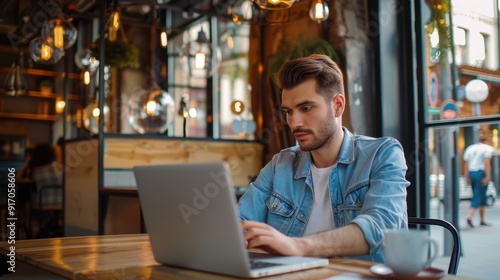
left=238, top=128, right=409, bottom=263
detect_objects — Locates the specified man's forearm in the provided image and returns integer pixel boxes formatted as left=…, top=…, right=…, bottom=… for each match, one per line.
left=297, top=223, right=369, bottom=257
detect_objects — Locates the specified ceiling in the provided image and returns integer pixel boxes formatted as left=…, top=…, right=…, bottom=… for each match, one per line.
left=0, top=0, right=237, bottom=45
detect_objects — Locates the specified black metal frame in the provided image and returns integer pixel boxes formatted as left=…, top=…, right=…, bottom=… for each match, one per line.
left=408, top=217, right=461, bottom=275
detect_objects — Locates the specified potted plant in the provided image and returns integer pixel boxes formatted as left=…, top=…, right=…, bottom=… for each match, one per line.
left=39, top=80, right=53, bottom=94
left=90, top=39, right=139, bottom=68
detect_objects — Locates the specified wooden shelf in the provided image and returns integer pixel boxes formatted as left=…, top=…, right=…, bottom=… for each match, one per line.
left=0, top=112, right=58, bottom=121
left=0, top=90, right=81, bottom=100
left=0, top=67, right=81, bottom=79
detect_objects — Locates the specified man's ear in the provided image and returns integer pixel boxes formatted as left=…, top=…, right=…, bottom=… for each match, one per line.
left=332, top=94, right=345, bottom=117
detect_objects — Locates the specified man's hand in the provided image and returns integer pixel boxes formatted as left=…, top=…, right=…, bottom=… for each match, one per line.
left=241, top=221, right=305, bottom=256
left=482, top=176, right=490, bottom=186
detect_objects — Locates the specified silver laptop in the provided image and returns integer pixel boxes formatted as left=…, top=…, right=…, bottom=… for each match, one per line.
left=133, top=161, right=329, bottom=278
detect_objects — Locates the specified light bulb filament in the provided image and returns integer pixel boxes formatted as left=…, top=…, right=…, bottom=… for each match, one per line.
left=315, top=2, right=324, bottom=19
left=41, top=43, right=52, bottom=60
left=146, top=100, right=157, bottom=116
left=83, top=70, right=90, bottom=85
left=54, top=25, right=64, bottom=49
left=92, top=108, right=100, bottom=117
left=195, top=51, right=206, bottom=69
left=160, top=31, right=168, bottom=48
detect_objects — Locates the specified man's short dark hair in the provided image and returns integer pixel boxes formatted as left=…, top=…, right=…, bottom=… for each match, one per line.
left=276, top=54, right=344, bottom=101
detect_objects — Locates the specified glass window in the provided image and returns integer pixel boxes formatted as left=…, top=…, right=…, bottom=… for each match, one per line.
left=454, top=27, right=467, bottom=65
left=421, top=0, right=500, bottom=224
left=217, top=21, right=254, bottom=140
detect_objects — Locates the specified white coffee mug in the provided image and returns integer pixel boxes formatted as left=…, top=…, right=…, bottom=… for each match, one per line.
left=383, top=229, right=438, bottom=276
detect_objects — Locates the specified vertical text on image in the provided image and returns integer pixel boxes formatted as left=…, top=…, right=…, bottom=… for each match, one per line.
left=6, top=167, right=17, bottom=272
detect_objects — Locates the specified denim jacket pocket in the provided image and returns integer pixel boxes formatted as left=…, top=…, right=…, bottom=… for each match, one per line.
left=340, top=183, right=369, bottom=222
left=265, top=192, right=297, bottom=234
left=266, top=192, right=297, bottom=217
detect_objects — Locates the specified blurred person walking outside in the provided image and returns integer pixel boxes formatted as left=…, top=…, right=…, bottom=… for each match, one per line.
left=464, top=136, right=494, bottom=227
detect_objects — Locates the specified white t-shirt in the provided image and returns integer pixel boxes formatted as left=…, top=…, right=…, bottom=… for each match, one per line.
left=463, top=142, right=494, bottom=172
left=303, top=163, right=335, bottom=236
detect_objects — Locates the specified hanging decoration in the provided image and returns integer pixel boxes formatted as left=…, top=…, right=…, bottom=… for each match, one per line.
left=252, top=0, right=297, bottom=10
left=178, top=28, right=221, bottom=77
left=3, top=52, right=29, bottom=96
left=128, top=88, right=176, bottom=134
left=40, top=17, right=77, bottom=50
left=309, top=0, right=329, bottom=23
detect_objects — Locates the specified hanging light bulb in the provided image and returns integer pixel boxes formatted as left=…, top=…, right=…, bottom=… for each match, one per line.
left=83, top=101, right=110, bottom=134
left=83, top=69, right=91, bottom=85
left=128, top=88, right=176, bottom=134
left=195, top=51, right=206, bottom=69
left=160, top=29, right=168, bottom=48
left=194, top=28, right=209, bottom=70
left=227, top=35, right=234, bottom=49
left=41, top=18, right=77, bottom=50
left=253, top=0, right=296, bottom=10
left=309, top=0, right=329, bottom=23
left=3, top=53, right=29, bottom=97
left=55, top=96, right=66, bottom=114
left=30, top=36, right=63, bottom=64
left=53, top=24, right=64, bottom=49
left=108, top=10, right=120, bottom=42
left=74, top=46, right=99, bottom=72
left=41, top=42, right=53, bottom=60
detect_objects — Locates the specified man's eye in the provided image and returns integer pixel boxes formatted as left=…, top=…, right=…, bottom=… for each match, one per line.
left=301, top=106, right=312, bottom=112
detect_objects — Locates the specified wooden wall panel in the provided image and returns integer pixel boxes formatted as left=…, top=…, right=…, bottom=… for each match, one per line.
left=64, top=139, right=99, bottom=235
left=104, top=138, right=264, bottom=187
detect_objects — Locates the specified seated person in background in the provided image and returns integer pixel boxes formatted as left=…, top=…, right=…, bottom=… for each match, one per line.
left=29, top=143, right=63, bottom=237
left=30, top=143, right=63, bottom=205
left=238, top=54, right=410, bottom=263
left=16, top=147, right=34, bottom=181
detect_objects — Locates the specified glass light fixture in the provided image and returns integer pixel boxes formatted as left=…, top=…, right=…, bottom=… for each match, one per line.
left=128, top=88, right=176, bottom=134
left=194, top=28, right=210, bottom=69
left=41, top=18, right=77, bottom=50
left=74, top=47, right=99, bottom=72
left=83, top=101, right=110, bottom=134
left=309, top=0, right=329, bottom=23
left=160, top=28, right=168, bottom=48
left=55, top=96, right=66, bottom=114
left=178, top=28, right=222, bottom=78
left=232, top=0, right=255, bottom=24
left=252, top=0, right=296, bottom=10
left=108, top=10, right=121, bottom=42
left=3, top=53, right=29, bottom=96
left=29, top=36, right=63, bottom=64
left=82, top=69, right=91, bottom=85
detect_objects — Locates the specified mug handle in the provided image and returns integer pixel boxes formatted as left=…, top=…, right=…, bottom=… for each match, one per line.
left=424, top=238, right=439, bottom=267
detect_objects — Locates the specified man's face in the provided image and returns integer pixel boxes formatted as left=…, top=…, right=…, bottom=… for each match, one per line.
left=281, top=79, right=341, bottom=151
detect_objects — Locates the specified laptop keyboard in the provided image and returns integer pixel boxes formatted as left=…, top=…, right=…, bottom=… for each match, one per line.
left=250, top=260, right=282, bottom=269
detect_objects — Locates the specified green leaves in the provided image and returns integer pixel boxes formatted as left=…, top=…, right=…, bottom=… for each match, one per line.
left=91, top=39, right=139, bottom=68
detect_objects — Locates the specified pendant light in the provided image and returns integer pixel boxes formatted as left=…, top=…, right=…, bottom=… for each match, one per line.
left=252, top=0, right=296, bottom=10
left=41, top=17, right=77, bottom=50
left=309, top=0, right=329, bottom=23
left=3, top=52, right=29, bottom=96
left=128, top=88, right=176, bottom=134
left=29, top=36, right=63, bottom=64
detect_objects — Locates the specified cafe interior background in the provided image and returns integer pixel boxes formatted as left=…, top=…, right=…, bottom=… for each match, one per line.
left=0, top=0, right=500, bottom=246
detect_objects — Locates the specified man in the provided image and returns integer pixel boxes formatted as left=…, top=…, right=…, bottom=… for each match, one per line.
left=238, top=54, right=409, bottom=263
left=464, top=136, right=494, bottom=227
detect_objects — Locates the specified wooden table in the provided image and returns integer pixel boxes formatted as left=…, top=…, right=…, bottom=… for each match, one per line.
left=0, top=234, right=470, bottom=279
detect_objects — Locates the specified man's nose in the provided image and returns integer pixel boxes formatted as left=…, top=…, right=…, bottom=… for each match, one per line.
left=287, top=113, right=303, bottom=129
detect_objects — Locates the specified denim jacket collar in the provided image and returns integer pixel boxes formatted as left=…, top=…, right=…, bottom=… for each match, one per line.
left=295, top=127, right=355, bottom=180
